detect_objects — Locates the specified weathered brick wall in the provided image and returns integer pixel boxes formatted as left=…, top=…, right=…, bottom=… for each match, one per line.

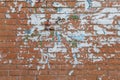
left=0, top=0, right=120, bottom=80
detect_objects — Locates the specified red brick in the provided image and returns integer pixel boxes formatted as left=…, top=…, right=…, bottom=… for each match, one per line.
left=77, top=75, right=97, bottom=80
left=9, top=70, right=28, bottom=76
left=28, top=70, right=48, bottom=75
left=0, top=76, right=17, bottom=80
left=0, top=71, right=8, bottom=76
left=37, top=75, right=57, bottom=80
left=0, top=7, right=8, bottom=13
left=0, top=65, right=16, bottom=70
left=18, top=76, right=35, bottom=80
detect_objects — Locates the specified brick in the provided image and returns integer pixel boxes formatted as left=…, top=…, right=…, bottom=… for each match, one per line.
left=0, top=76, right=17, bottom=80
left=108, top=70, right=120, bottom=77
left=57, top=76, right=75, bottom=80
left=5, top=19, right=17, bottom=25
left=28, top=70, right=48, bottom=75
left=77, top=75, right=97, bottom=80
left=0, top=13, right=5, bottom=18
left=18, top=76, right=35, bottom=80
left=0, top=71, right=8, bottom=76
left=37, top=75, right=57, bottom=80
left=10, top=13, right=26, bottom=19
left=5, top=53, right=17, bottom=59
left=9, top=70, right=28, bottom=76
left=0, top=7, right=8, bottom=13
left=102, top=76, right=118, bottom=80
left=0, top=65, right=16, bottom=70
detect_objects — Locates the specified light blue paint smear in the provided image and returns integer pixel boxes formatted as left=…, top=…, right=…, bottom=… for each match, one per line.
left=85, top=0, right=92, bottom=10
left=69, top=34, right=85, bottom=41
left=73, top=53, right=79, bottom=65
left=25, top=30, right=31, bottom=34
left=57, top=8, right=62, bottom=13
left=56, top=32, right=61, bottom=42
left=26, top=0, right=36, bottom=7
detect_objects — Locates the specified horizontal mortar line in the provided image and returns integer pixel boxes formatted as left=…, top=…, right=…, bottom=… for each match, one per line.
left=0, top=0, right=118, bottom=2
left=3, top=52, right=119, bottom=54
left=2, top=24, right=120, bottom=25
left=1, top=18, right=120, bottom=21
left=21, top=46, right=120, bottom=48
left=1, top=51, right=119, bottom=54
left=0, top=10, right=120, bottom=15
left=1, top=41, right=120, bottom=43
left=2, top=17, right=119, bottom=19
left=19, top=11, right=120, bottom=13
left=1, top=39, right=120, bottom=41
left=29, top=6, right=120, bottom=8
left=0, top=42, right=120, bottom=45
left=12, top=35, right=120, bottom=37
left=27, top=24, right=120, bottom=25
left=17, top=17, right=120, bottom=19
left=3, top=1, right=82, bottom=2
left=0, top=12, right=120, bottom=14
left=2, top=42, right=120, bottom=44
left=1, top=29, right=119, bottom=31
left=2, top=12, right=120, bottom=14
left=5, top=24, right=120, bottom=26
left=16, top=6, right=117, bottom=8
left=16, top=34, right=120, bottom=36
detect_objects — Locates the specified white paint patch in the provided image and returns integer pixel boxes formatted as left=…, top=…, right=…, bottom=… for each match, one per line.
left=93, top=19, right=113, bottom=24
left=29, top=14, right=46, bottom=25
left=13, top=1, right=18, bottom=7
left=101, top=8, right=118, bottom=13
left=10, top=6, right=16, bottom=13
left=94, top=25, right=105, bottom=34
left=5, top=14, right=11, bottom=18
left=85, top=0, right=92, bottom=10
left=92, top=13, right=106, bottom=19
left=118, top=31, right=120, bottom=36
left=39, top=8, right=45, bottom=13
left=98, top=77, right=102, bottom=80
left=75, top=2, right=84, bottom=7
left=57, top=8, right=73, bottom=14
left=68, top=23, right=75, bottom=30
left=37, top=65, right=41, bottom=70
left=48, top=47, right=67, bottom=53
left=77, top=42, right=92, bottom=48
left=93, top=47, right=100, bottom=53
left=17, top=27, right=22, bottom=30
left=88, top=54, right=103, bottom=62
left=72, top=48, right=79, bottom=53
left=18, top=4, right=23, bottom=12
left=93, top=57, right=103, bottom=62
left=26, top=0, right=36, bottom=7
left=53, top=2, right=65, bottom=7
left=68, top=70, right=74, bottom=76
left=51, top=14, right=69, bottom=20
left=92, top=1, right=101, bottom=7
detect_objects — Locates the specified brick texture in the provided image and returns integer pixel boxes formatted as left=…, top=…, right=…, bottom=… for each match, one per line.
left=0, top=0, right=120, bottom=80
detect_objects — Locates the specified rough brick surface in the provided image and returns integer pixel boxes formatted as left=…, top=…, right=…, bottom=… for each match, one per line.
left=0, top=0, right=120, bottom=80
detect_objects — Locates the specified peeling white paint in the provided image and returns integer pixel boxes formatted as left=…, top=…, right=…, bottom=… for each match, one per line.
left=14, top=1, right=120, bottom=70
left=92, top=1, right=101, bottom=7
left=18, top=4, right=23, bottom=12
left=5, top=14, right=11, bottom=18
left=26, top=0, right=36, bottom=7
left=68, top=70, right=74, bottom=76
left=10, top=6, right=16, bottom=13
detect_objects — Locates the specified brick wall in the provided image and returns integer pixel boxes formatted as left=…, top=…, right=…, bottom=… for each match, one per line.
left=0, top=0, right=120, bottom=80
